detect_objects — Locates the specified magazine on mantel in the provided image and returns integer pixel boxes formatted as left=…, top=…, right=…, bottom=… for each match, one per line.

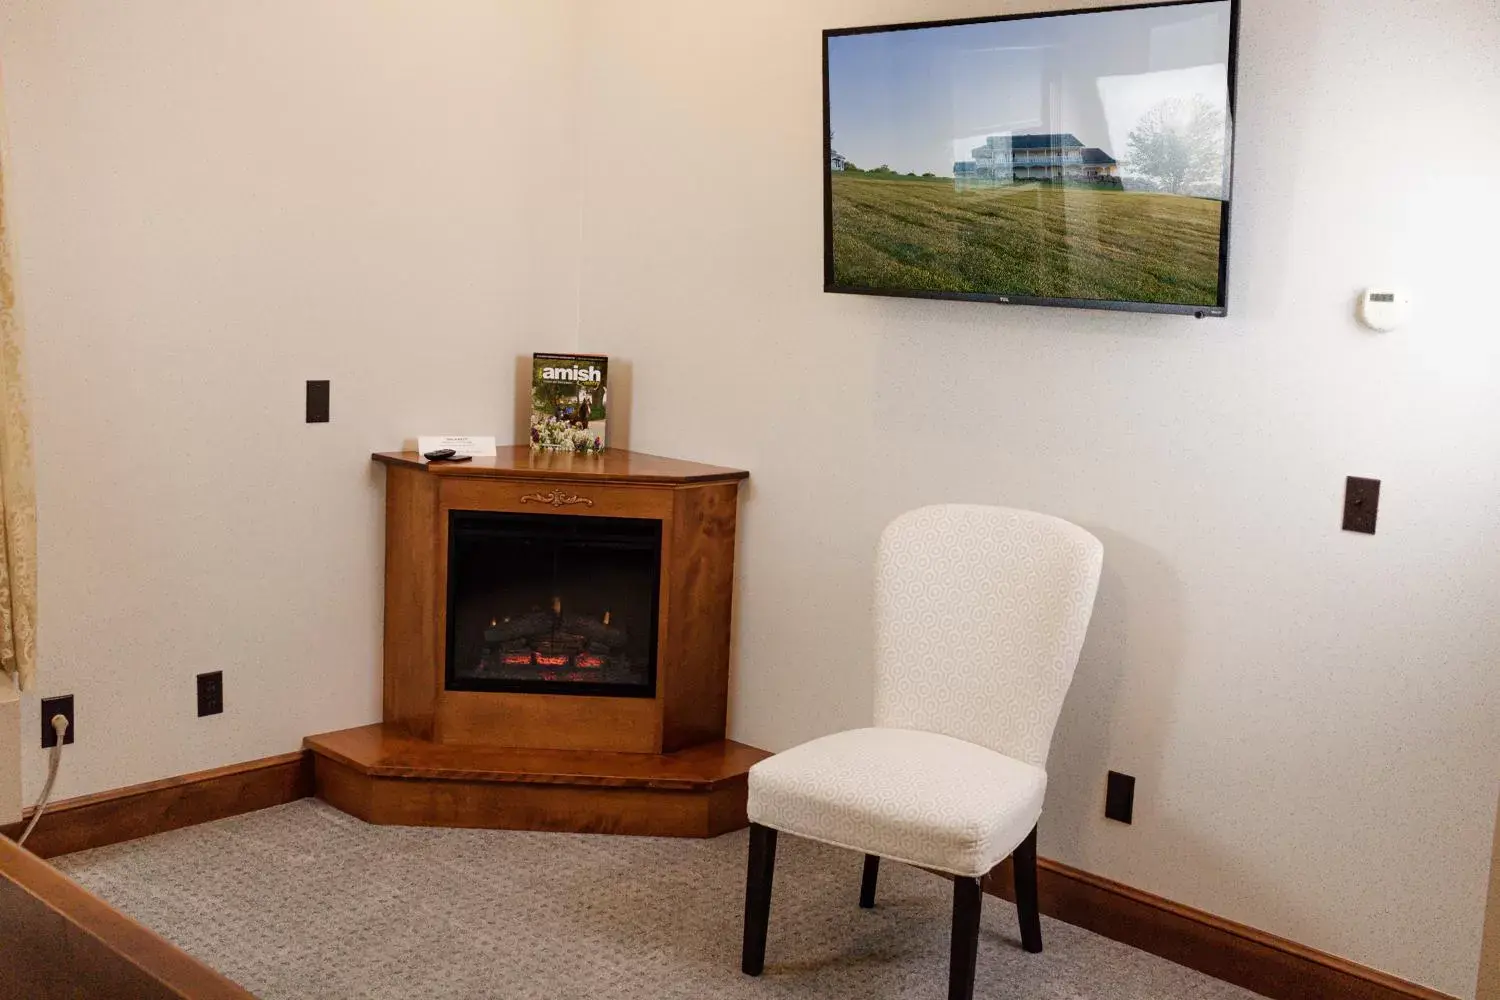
left=530, top=353, right=608, bottom=453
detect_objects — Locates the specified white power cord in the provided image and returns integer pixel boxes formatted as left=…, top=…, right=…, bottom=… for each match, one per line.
left=17, top=713, right=69, bottom=848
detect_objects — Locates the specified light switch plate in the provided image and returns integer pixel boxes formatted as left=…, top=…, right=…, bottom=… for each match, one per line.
left=1105, top=770, right=1135, bottom=824
left=306, top=380, right=330, bottom=423
left=1343, top=477, right=1380, bottom=535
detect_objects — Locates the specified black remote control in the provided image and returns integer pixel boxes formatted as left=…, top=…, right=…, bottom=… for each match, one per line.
left=423, top=448, right=457, bottom=461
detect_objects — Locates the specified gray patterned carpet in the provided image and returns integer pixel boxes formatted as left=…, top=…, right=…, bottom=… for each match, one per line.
left=54, top=800, right=1263, bottom=1000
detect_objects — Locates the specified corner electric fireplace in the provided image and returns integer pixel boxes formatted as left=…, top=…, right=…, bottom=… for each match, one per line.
left=305, top=449, right=765, bottom=840
left=445, top=510, right=662, bottom=698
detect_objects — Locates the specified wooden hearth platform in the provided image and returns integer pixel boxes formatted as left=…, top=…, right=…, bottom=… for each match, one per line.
left=305, top=725, right=771, bottom=838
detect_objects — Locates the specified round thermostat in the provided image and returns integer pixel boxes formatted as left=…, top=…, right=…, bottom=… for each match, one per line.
left=1358, top=289, right=1412, bottom=332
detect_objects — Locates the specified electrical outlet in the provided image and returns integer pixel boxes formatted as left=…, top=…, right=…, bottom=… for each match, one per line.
left=196, top=671, right=224, bottom=717
left=305, top=380, right=330, bottom=423
left=40, top=695, right=75, bottom=748
left=1105, top=770, right=1135, bottom=824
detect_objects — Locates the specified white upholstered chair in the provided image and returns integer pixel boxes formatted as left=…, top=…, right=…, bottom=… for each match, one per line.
left=740, top=504, right=1103, bottom=1000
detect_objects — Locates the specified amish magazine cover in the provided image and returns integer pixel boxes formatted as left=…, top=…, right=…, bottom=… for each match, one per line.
left=530, top=353, right=608, bottom=452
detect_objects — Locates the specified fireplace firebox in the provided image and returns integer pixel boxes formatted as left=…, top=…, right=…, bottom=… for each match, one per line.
left=445, top=511, right=661, bottom=698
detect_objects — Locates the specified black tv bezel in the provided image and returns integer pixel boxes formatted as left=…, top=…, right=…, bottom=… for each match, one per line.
left=821, top=0, right=1242, bottom=318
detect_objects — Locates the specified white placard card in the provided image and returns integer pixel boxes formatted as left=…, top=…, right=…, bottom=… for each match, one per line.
left=416, top=435, right=497, bottom=458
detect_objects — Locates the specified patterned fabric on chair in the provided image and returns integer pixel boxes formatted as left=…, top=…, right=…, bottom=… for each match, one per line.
left=740, top=505, right=1103, bottom=1000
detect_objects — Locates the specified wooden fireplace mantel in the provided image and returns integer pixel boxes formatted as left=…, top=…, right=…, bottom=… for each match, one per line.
left=305, top=447, right=765, bottom=838
left=372, top=446, right=749, bottom=486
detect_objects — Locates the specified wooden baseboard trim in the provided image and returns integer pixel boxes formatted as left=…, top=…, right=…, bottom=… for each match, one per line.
left=983, top=855, right=1455, bottom=1000
left=1, top=750, right=313, bottom=860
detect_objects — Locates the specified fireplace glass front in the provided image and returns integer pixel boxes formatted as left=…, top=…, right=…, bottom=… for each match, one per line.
left=444, top=510, right=661, bottom=698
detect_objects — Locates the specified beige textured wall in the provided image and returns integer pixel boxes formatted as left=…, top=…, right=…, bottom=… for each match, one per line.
left=0, top=1, right=580, bottom=800
left=572, top=0, right=1500, bottom=996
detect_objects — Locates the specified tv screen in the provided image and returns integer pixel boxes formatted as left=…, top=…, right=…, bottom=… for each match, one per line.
left=823, top=0, right=1240, bottom=316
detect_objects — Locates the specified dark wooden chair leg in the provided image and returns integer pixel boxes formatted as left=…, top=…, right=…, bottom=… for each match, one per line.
left=859, top=854, right=880, bottom=909
left=1013, top=825, right=1043, bottom=954
left=948, top=876, right=982, bottom=1000
left=741, top=823, right=778, bottom=976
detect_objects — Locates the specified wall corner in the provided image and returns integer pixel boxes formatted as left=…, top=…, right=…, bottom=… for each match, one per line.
left=1479, top=790, right=1500, bottom=999
left=0, top=677, right=17, bottom=826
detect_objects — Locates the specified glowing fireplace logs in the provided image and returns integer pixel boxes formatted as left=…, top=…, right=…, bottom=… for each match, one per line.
left=478, top=601, right=622, bottom=675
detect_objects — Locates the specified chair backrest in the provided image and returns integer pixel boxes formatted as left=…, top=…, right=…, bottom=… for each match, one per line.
left=873, top=504, right=1103, bottom=769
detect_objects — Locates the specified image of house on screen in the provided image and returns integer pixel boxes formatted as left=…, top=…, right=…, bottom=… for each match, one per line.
left=954, top=133, right=1119, bottom=186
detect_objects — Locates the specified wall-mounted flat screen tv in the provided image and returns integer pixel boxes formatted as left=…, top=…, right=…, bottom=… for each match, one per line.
left=823, top=0, right=1240, bottom=317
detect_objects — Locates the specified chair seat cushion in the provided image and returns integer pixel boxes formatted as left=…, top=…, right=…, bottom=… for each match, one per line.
left=747, top=728, right=1047, bottom=878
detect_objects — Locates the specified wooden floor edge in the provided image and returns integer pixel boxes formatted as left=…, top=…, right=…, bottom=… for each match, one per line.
left=1, top=749, right=313, bottom=859
left=0, top=833, right=257, bottom=999
left=983, top=855, right=1455, bottom=1000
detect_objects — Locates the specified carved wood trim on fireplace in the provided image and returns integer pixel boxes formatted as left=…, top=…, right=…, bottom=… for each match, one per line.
left=518, top=489, right=594, bottom=508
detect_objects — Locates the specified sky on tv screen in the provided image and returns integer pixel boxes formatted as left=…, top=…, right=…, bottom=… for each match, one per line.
left=827, top=1, right=1233, bottom=189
